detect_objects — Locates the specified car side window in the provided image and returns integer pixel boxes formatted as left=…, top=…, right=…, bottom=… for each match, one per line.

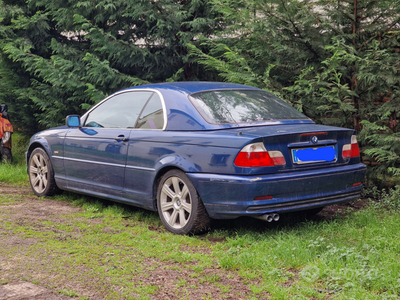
left=84, top=91, right=153, bottom=128
left=135, top=93, right=165, bottom=129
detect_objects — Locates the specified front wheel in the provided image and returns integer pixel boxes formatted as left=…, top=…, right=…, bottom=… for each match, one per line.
left=28, top=147, right=58, bottom=197
left=157, top=170, right=210, bottom=235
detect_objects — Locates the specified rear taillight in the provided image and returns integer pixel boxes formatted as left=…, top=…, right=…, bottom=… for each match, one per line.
left=342, top=135, right=360, bottom=160
left=234, top=142, right=286, bottom=167
left=269, top=151, right=286, bottom=166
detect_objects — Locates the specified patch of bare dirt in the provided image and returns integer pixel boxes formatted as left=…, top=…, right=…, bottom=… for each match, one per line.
left=0, top=282, right=75, bottom=300
left=0, top=183, right=268, bottom=299
left=317, top=198, right=369, bottom=220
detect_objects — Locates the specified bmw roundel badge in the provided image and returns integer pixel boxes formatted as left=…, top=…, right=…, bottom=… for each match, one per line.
left=311, top=136, right=318, bottom=144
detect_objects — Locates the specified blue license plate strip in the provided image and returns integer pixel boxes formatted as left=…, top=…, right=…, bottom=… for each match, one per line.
left=292, top=146, right=336, bottom=164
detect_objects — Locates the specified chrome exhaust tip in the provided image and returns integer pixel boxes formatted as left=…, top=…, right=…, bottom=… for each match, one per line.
left=254, top=213, right=280, bottom=222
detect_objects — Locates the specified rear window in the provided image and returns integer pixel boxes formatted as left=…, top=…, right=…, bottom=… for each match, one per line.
left=189, top=89, right=308, bottom=125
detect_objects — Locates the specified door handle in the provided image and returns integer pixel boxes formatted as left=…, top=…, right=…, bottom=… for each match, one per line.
left=115, top=135, right=128, bottom=142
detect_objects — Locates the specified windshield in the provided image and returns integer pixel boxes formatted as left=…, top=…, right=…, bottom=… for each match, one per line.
left=189, top=89, right=309, bottom=125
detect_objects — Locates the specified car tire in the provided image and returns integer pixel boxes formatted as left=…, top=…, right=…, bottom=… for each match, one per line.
left=157, top=169, right=211, bottom=235
left=28, top=147, right=58, bottom=197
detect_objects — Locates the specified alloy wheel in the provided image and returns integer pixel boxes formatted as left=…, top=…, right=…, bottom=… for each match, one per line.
left=159, top=176, right=192, bottom=229
left=29, top=152, right=49, bottom=194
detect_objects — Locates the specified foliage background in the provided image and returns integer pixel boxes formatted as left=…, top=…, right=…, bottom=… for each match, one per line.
left=0, top=0, right=221, bottom=129
left=0, top=0, right=399, bottom=186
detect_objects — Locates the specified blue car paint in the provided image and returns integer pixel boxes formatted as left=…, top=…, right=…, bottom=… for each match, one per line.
left=187, top=163, right=365, bottom=218
left=27, top=82, right=367, bottom=220
left=63, top=127, right=130, bottom=190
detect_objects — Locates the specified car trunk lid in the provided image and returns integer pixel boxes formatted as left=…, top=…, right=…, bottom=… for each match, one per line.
left=259, top=126, right=356, bottom=170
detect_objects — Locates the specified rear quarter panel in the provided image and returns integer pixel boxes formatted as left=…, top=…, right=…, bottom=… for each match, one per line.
left=123, top=129, right=253, bottom=203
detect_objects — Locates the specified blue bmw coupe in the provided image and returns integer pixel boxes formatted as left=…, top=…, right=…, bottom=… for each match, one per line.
left=27, top=82, right=366, bottom=234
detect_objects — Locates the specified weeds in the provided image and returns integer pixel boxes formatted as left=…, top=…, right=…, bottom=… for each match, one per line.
left=0, top=163, right=27, bottom=184
left=0, top=132, right=29, bottom=184
left=363, top=185, right=400, bottom=210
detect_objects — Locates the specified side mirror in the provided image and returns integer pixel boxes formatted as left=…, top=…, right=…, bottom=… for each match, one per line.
left=66, top=115, right=81, bottom=128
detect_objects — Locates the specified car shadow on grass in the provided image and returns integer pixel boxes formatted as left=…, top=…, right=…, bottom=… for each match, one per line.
left=57, top=192, right=368, bottom=237
left=208, top=198, right=369, bottom=236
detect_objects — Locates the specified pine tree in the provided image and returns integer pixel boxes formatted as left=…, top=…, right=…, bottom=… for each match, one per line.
left=0, top=0, right=221, bottom=130
left=189, top=0, right=400, bottom=184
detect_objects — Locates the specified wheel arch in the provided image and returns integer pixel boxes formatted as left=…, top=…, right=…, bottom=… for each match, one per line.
left=26, top=141, right=51, bottom=171
left=151, top=153, right=204, bottom=211
left=152, top=166, right=185, bottom=211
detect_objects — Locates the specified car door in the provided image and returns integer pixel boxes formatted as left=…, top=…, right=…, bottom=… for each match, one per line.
left=63, top=91, right=154, bottom=196
left=122, top=91, right=167, bottom=206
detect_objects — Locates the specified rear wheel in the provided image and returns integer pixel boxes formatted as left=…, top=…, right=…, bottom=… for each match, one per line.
left=28, top=148, right=58, bottom=196
left=157, top=170, right=210, bottom=235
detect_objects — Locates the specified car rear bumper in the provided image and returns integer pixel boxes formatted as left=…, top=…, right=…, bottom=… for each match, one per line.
left=187, top=163, right=366, bottom=219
